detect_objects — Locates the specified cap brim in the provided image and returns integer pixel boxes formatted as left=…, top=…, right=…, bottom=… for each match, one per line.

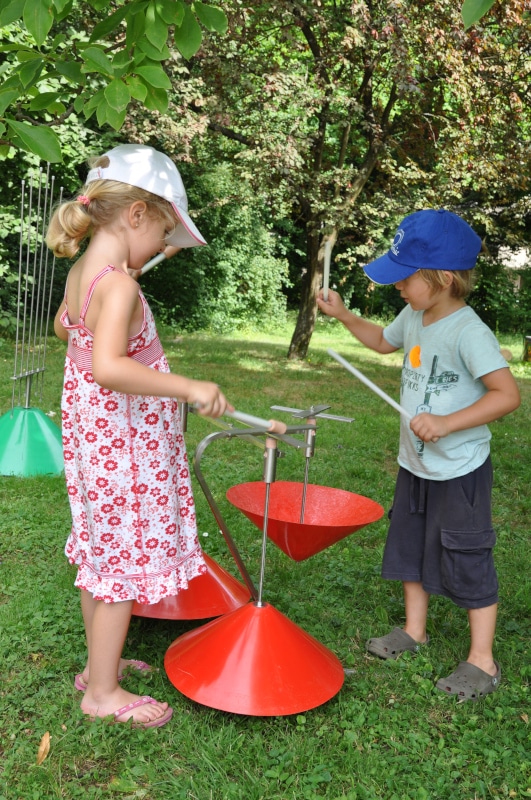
left=167, top=205, right=207, bottom=248
left=363, top=253, right=419, bottom=285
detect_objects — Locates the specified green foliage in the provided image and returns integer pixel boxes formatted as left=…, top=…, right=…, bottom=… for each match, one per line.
left=0, top=0, right=228, bottom=161
left=469, top=260, right=531, bottom=335
left=142, top=164, right=290, bottom=333
left=461, top=0, right=498, bottom=29
left=2, top=0, right=531, bottom=358
left=172, top=0, right=531, bottom=357
left=0, top=262, right=20, bottom=333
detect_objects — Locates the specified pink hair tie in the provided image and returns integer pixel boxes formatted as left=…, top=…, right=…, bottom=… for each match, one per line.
left=77, top=195, right=91, bottom=207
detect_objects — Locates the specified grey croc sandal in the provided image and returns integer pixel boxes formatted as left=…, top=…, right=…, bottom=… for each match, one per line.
left=436, top=660, right=501, bottom=702
left=366, top=627, right=428, bottom=660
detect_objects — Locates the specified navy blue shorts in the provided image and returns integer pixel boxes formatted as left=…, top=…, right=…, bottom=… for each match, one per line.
left=381, top=457, right=498, bottom=609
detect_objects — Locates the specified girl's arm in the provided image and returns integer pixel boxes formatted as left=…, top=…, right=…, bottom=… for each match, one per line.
left=410, top=367, right=521, bottom=443
left=91, top=274, right=229, bottom=417
left=317, top=289, right=398, bottom=354
left=54, top=301, right=68, bottom=342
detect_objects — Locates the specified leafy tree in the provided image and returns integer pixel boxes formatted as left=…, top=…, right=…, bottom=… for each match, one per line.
left=0, top=0, right=229, bottom=334
left=0, top=0, right=227, bottom=161
left=170, top=0, right=530, bottom=357
left=2, top=0, right=530, bottom=355
left=469, top=260, right=531, bottom=336
left=141, top=161, right=291, bottom=332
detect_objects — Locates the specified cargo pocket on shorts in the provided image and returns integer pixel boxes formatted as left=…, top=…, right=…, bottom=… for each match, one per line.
left=441, top=528, right=497, bottom=603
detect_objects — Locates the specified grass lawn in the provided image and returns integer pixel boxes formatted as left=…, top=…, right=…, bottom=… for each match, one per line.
left=0, top=317, right=529, bottom=800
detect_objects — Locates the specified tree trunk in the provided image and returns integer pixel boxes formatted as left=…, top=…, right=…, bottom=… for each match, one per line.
left=287, top=227, right=337, bottom=360
left=287, top=139, right=386, bottom=360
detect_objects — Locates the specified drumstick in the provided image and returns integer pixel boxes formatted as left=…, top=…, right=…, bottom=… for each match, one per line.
left=139, top=252, right=167, bottom=275
left=140, top=247, right=181, bottom=276
left=224, top=409, right=287, bottom=434
left=323, top=239, right=332, bottom=301
left=327, top=349, right=412, bottom=421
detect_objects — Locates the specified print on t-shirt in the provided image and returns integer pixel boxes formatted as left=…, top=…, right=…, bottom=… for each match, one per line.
left=403, top=347, right=459, bottom=456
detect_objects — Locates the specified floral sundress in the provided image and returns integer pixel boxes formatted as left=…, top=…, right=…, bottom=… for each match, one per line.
left=60, top=265, right=206, bottom=603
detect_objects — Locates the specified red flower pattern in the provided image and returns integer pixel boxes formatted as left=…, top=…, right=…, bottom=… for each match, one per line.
left=61, top=270, right=205, bottom=604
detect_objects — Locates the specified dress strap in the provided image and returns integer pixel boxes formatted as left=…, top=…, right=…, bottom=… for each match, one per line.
left=78, top=265, right=125, bottom=325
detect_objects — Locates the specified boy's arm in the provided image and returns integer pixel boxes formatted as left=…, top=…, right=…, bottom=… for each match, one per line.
left=317, top=289, right=398, bottom=354
left=411, top=367, right=521, bottom=443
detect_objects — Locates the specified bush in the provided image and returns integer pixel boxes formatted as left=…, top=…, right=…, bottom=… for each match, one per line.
left=142, top=163, right=291, bottom=332
left=469, top=259, right=531, bottom=335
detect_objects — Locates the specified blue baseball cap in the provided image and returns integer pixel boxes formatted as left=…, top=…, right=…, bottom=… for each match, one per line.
left=363, top=209, right=482, bottom=285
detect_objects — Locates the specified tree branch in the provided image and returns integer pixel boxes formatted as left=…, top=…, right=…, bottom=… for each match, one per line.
left=206, top=120, right=254, bottom=147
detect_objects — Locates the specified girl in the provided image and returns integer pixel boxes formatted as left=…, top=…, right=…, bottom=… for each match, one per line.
left=47, top=144, right=231, bottom=727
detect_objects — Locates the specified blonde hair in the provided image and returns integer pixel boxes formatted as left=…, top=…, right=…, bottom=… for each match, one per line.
left=45, top=155, right=178, bottom=258
left=419, top=268, right=475, bottom=300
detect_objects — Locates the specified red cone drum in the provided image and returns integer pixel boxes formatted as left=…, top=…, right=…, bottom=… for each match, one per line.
left=226, top=481, right=384, bottom=561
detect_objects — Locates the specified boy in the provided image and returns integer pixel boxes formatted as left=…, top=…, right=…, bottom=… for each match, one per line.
left=317, top=209, right=520, bottom=701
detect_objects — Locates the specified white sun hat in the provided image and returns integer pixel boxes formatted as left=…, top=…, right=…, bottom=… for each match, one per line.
left=86, top=143, right=206, bottom=248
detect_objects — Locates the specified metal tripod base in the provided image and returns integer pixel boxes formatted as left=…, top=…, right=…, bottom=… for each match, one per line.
left=0, top=407, right=63, bottom=476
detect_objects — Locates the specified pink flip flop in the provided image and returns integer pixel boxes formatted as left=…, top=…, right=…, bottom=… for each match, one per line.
left=112, top=696, right=173, bottom=728
left=74, top=660, right=153, bottom=692
left=121, top=659, right=153, bottom=676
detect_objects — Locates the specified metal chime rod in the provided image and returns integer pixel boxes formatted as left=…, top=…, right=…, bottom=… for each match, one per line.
left=35, top=167, right=54, bottom=400
left=19, top=174, right=42, bottom=408
left=27, top=170, right=43, bottom=380
left=21, top=176, right=33, bottom=388
left=257, top=438, right=279, bottom=607
left=33, top=169, right=45, bottom=381
left=257, top=484, right=271, bottom=606
left=299, top=422, right=316, bottom=523
left=12, top=167, right=58, bottom=411
left=13, top=180, right=26, bottom=412
left=41, top=181, right=62, bottom=393
left=300, top=460, right=310, bottom=523
left=24, top=374, right=33, bottom=409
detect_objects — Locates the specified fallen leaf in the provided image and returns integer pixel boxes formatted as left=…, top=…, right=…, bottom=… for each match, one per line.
left=36, top=731, right=50, bottom=765
left=521, top=713, right=529, bottom=724
left=29, top=652, right=43, bottom=662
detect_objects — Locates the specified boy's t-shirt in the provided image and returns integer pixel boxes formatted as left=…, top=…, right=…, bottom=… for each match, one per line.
left=383, top=304, right=508, bottom=481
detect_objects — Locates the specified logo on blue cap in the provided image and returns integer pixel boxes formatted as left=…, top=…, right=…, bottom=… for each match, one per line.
left=390, top=229, right=405, bottom=257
